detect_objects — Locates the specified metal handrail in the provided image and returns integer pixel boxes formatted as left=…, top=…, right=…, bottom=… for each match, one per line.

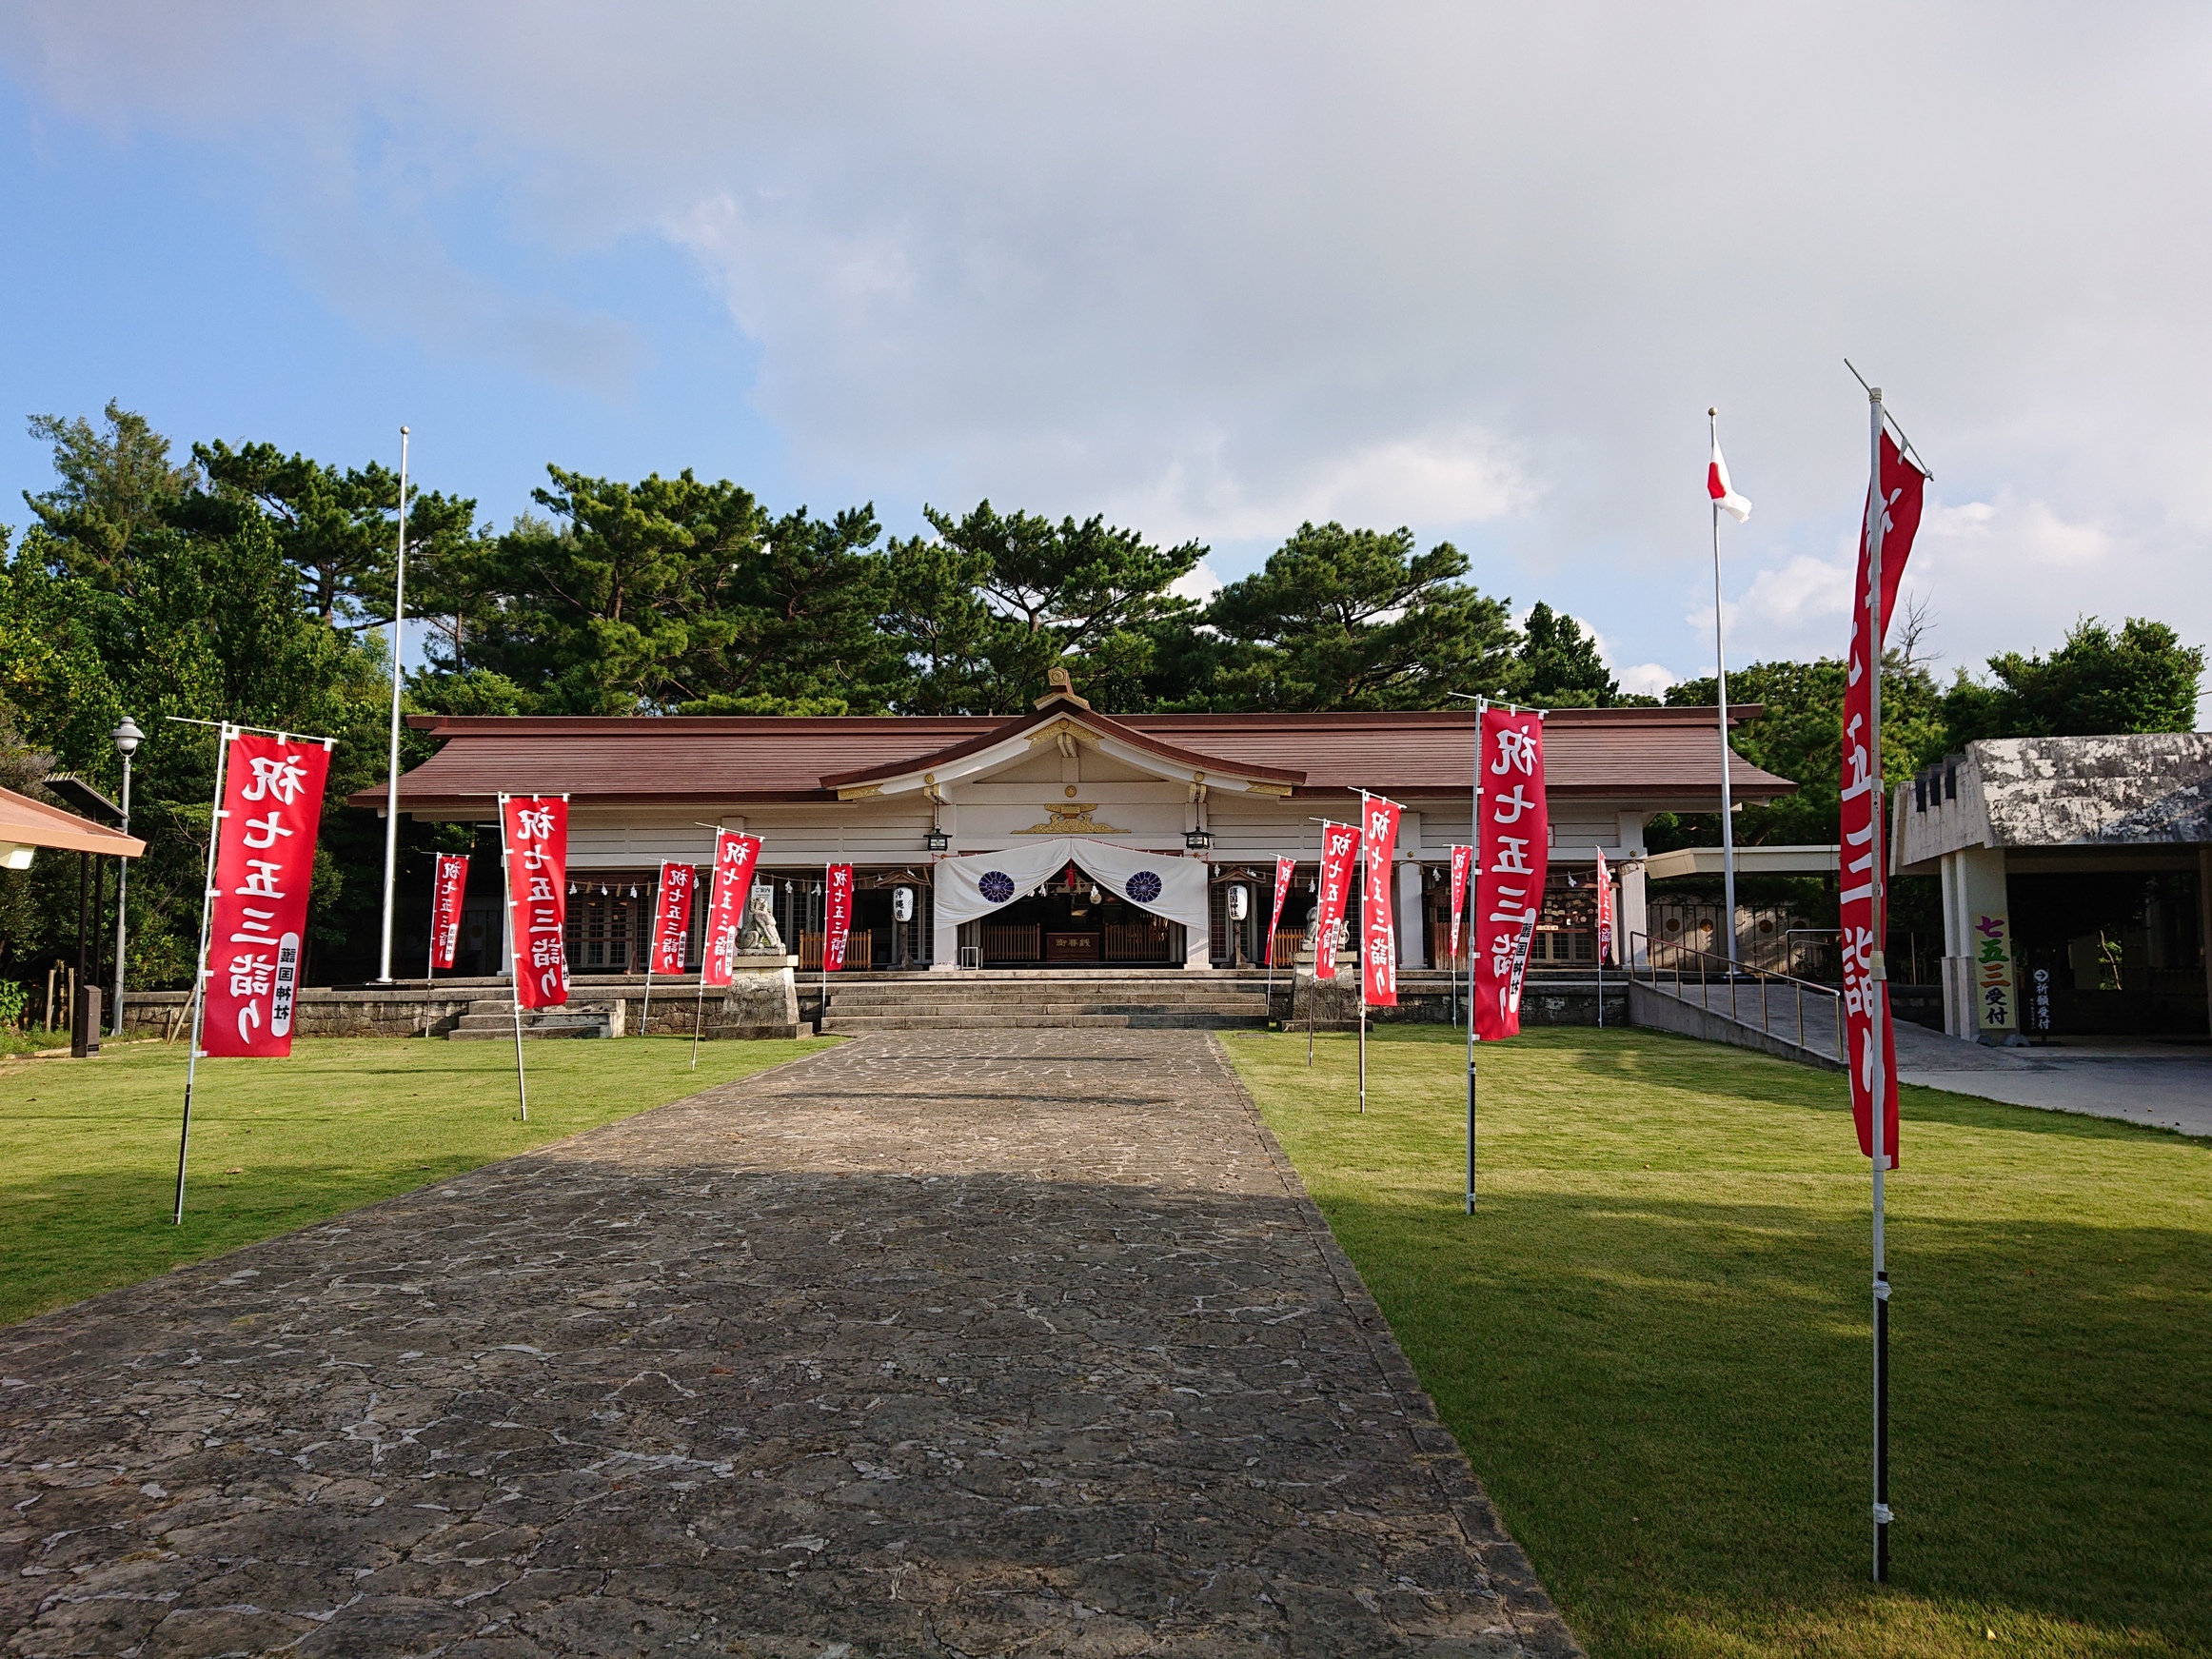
left=1628, top=931, right=1846, bottom=1060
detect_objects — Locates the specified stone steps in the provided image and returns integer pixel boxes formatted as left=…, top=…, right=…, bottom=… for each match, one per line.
left=816, top=977, right=1275, bottom=1033
left=445, top=998, right=622, bottom=1040
left=820, top=1012, right=1271, bottom=1033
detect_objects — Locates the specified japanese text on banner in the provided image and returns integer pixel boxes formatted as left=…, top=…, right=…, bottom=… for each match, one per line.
left=701, top=832, right=763, bottom=988
left=824, top=863, right=855, bottom=971
left=1473, top=708, right=1548, bottom=1040
left=1448, top=844, right=1472, bottom=960
left=1839, top=430, right=1925, bottom=1167
left=1266, top=855, right=1296, bottom=963
left=502, top=796, right=570, bottom=1010
left=1312, top=822, right=1357, bottom=980
left=1361, top=796, right=1402, bottom=1006
left=651, top=861, right=696, bottom=973
left=1594, top=847, right=1613, bottom=966
left=429, top=853, right=469, bottom=971
left=202, top=732, right=331, bottom=1057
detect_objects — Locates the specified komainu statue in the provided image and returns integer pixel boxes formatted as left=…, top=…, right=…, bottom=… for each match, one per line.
left=737, top=887, right=785, bottom=953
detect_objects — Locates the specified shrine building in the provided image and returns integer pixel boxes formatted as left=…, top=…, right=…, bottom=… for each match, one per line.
left=357, top=683, right=1791, bottom=977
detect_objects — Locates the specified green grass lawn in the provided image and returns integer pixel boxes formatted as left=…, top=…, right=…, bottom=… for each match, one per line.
left=0, top=1033, right=834, bottom=1328
left=1223, top=1025, right=2212, bottom=1659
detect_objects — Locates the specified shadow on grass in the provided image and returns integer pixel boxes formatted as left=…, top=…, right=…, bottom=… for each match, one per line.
left=1313, top=1175, right=2211, bottom=1656
left=1342, top=1023, right=2211, bottom=1150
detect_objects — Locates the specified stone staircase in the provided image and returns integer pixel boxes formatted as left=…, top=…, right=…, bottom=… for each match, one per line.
left=816, top=972, right=1276, bottom=1034
left=446, top=997, right=623, bottom=1040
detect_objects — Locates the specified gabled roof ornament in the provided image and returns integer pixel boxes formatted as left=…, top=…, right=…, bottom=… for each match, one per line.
left=1036, top=663, right=1091, bottom=711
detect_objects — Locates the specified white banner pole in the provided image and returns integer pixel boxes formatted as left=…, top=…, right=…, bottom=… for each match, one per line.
left=1357, top=792, right=1369, bottom=1116
left=1469, top=700, right=1484, bottom=1213
left=1866, top=384, right=1893, bottom=1582
left=173, top=723, right=234, bottom=1226
left=497, top=795, right=527, bottom=1122
left=692, top=831, right=722, bottom=1071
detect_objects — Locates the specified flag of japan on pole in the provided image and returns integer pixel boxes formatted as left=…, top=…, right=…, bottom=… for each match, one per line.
left=1708, top=426, right=1752, bottom=522
left=1312, top=821, right=1357, bottom=979
left=1360, top=795, right=1402, bottom=1006
left=1449, top=844, right=1472, bottom=960
left=650, top=860, right=696, bottom=973
left=1842, top=429, right=1926, bottom=1167
left=701, top=831, right=763, bottom=988
left=1474, top=706, right=1548, bottom=1040
left=428, top=853, right=468, bottom=971
left=1594, top=847, right=1615, bottom=967
left=824, top=863, right=855, bottom=971
left=501, top=796, right=570, bottom=1010
left=1266, top=854, right=1296, bottom=961
left=202, top=732, right=332, bottom=1057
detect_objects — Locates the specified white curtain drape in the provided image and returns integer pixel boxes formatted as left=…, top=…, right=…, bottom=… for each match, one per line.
left=931, top=837, right=1210, bottom=953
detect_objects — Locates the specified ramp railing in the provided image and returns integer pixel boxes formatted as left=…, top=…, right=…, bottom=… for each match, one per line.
left=1628, top=931, right=1846, bottom=1062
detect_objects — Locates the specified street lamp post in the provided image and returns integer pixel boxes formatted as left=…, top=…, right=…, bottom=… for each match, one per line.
left=109, top=717, right=144, bottom=1036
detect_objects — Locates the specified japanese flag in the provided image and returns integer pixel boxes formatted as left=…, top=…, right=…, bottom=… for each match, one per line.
left=1708, top=428, right=1752, bottom=523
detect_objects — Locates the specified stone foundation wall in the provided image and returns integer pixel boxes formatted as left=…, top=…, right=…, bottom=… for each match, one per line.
left=1286, top=968, right=1629, bottom=1029
left=118, top=958, right=802, bottom=1041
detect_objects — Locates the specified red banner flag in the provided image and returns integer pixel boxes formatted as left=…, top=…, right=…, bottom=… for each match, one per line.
left=650, top=860, right=696, bottom=973
left=1594, top=847, right=1616, bottom=967
left=201, top=731, right=331, bottom=1057
left=1449, top=843, right=1472, bottom=961
left=1360, top=795, right=1402, bottom=1006
left=824, top=862, right=855, bottom=971
left=1842, top=430, right=1926, bottom=1168
left=501, top=795, right=570, bottom=1010
left=1474, top=706, right=1548, bottom=1040
left=1265, top=854, right=1296, bottom=962
left=701, top=831, right=763, bottom=988
left=1312, top=821, right=1357, bottom=979
left=429, top=853, right=469, bottom=971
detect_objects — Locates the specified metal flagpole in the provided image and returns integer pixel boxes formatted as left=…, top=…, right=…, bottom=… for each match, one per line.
left=1709, top=409, right=1739, bottom=971
left=692, top=832, right=722, bottom=1071
left=1866, top=384, right=1893, bottom=1583
left=1306, top=828, right=1317, bottom=1067
left=496, top=795, right=528, bottom=1121
left=375, top=426, right=410, bottom=983
left=1468, top=699, right=1483, bottom=1213
left=1596, top=848, right=1605, bottom=1031
left=641, top=873, right=656, bottom=1036
left=423, top=860, right=437, bottom=1037
left=1357, top=792, right=1369, bottom=1116
left=174, top=724, right=233, bottom=1225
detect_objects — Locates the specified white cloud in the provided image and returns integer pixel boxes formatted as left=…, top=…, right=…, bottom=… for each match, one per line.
left=4, top=3, right=2211, bottom=719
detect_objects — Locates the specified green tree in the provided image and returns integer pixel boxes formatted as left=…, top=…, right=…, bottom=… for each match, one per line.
left=899, top=502, right=1205, bottom=712
left=1517, top=602, right=1620, bottom=706
left=1939, top=617, right=2203, bottom=749
left=21, top=401, right=197, bottom=592
left=1202, top=523, right=1518, bottom=710
left=690, top=504, right=899, bottom=714
left=191, top=440, right=484, bottom=636
left=475, top=469, right=762, bottom=714
left=1654, top=658, right=1945, bottom=852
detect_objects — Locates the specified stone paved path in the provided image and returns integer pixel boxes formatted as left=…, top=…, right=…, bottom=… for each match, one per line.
left=1, top=1032, right=1575, bottom=1658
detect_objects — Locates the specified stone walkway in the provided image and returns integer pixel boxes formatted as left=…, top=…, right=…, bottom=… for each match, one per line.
left=1, top=1032, right=1575, bottom=1658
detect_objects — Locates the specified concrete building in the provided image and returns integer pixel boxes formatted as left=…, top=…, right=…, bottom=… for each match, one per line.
left=1893, top=734, right=2212, bottom=1040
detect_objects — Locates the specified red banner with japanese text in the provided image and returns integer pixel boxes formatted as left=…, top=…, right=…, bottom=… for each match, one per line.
left=701, top=831, right=763, bottom=988
left=201, top=731, right=331, bottom=1057
left=429, top=853, right=468, bottom=971
left=1841, top=430, right=1926, bottom=1167
left=1360, top=795, right=1402, bottom=1006
left=1312, top=821, right=1357, bottom=979
left=1594, top=847, right=1614, bottom=967
left=1449, top=844, right=1472, bottom=961
left=501, top=796, right=570, bottom=1009
left=650, top=860, right=696, bottom=974
left=1266, top=854, right=1295, bottom=962
left=1474, top=707, right=1548, bottom=1040
left=824, top=863, right=855, bottom=971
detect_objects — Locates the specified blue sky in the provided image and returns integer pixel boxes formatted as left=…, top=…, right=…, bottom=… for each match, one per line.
left=4, top=4, right=2209, bottom=714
